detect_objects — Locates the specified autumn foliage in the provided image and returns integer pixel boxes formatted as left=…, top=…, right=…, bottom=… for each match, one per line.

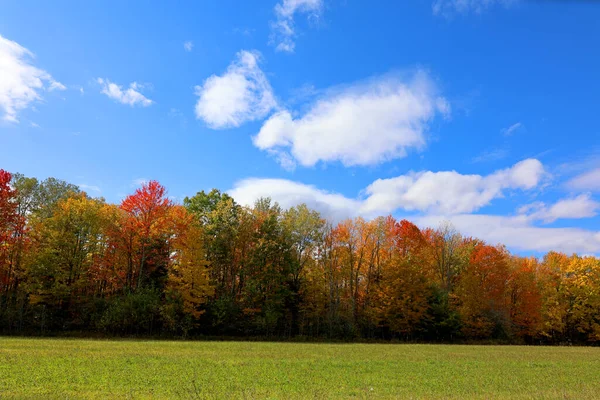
left=0, top=169, right=599, bottom=343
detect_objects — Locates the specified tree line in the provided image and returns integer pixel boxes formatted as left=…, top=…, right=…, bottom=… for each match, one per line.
left=1, top=169, right=599, bottom=343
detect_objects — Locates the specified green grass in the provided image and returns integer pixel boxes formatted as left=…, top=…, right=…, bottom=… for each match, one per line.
left=0, top=338, right=599, bottom=399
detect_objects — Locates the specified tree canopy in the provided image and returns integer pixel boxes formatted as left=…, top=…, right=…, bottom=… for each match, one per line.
left=1, top=169, right=599, bottom=343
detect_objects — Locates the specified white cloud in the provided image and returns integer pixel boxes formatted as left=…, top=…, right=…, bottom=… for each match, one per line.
left=270, top=0, right=323, bottom=53
left=494, top=157, right=546, bottom=189
left=270, top=149, right=298, bottom=172
left=169, top=107, right=188, bottom=128
left=229, top=178, right=360, bottom=222
left=228, top=160, right=600, bottom=254
left=78, top=184, right=101, bottom=193
left=253, top=71, right=449, bottom=168
left=567, top=168, right=600, bottom=192
left=471, top=147, right=508, bottom=163
left=184, top=41, right=194, bottom=52
left=194, top=50, right=277, bottom=129
left=0, top=34, right=66, bottom=122
left=97, top=78, right=153, bottom=107
left=29, top=121, right=40, bottom=128
left=48, top=81, right=66, bottom=91
left=519, top=194, right=599, bottom=223
left=233, top=27, right=255, bottom=37
left=361, top=158, right=545, bottom=215
left=416, top=213, right=600, bottom=255
left=229, top=158, right=545, bottom=219
left=502, top=121, right=523, bottom=136
left=433, top=0, right=518, bottom=16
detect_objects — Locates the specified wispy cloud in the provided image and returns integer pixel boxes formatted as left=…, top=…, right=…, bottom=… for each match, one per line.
left=502, top=122, right=523, bottom=136
left=183, top=41, right=194, bottom=52
left=132, top=178, right=149, bottom=187
left=78, top=184, right=101, bottom=193
left=0, top=34, right=66, bottom=122
left=519, top=194, right=600, bottom=223
left=169, top=108, right=188, bottom=129
left=97, top=78, right=153, bottom=107
left=49, top=81, right=66, bottom=91
left=433, top=0, right=518, bottom=17
left=471, top=147, right=509, bottom=163
left=270, top=0, right=323, bottom=53
left=233, top=27, right=255, bottom=37
left=287, top=83, right=320, bottom=105
left=567, top=168, right=600, bottom=192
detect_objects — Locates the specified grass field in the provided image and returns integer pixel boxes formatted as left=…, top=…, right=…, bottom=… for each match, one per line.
left=0, top=338, right=599, bottom=399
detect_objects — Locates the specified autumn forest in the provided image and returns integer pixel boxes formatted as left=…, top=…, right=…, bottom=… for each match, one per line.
left=0, top=169, right=599, bottom=343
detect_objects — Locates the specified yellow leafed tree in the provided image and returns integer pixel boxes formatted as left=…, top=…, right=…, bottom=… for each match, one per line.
left=167, top=206, right=214, bottom=319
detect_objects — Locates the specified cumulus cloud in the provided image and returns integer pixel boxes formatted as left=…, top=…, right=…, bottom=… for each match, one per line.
left=270, top=0, right=323, bottom=53
left=0, top=34, right=66, bottom=122
left=519, top=194, right=599, bottom=223
left=361, top=159, right=545, bottom=215
left=567, top=168, right=600, bottom=192
left=229, top=178, right=360, bottom=222
left=194, top=50, right=277, bottom=129
left=227, top=159, right=600, bottom=254
left=229, top=158, right=545, bottom=219
left=416, top=213, right=600, bottom=255
left=253, top=71, right=449, bottom=168
left=184, top=41, right=194, bottom=52
left=433, top=0, right=518, bottom=16
left=227, top=157, right=600, bottom=254
left=97, top=78, right=153, bottom=107
left=230, top=179, right=600, bottom=254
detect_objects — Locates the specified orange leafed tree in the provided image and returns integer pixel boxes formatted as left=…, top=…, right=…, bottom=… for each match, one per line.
left=508, top=256, right=542, bottom=338
left=457, top=243, right=510, bottom=338
left=372, top=219, right=431, bottom=337
left=119, top=180, right=173, bottom=290
left=0, top=170, right=18, bottom=291
left=3, top=168, right=600, bottom=341
left=0, top=170, right=26, bottom=297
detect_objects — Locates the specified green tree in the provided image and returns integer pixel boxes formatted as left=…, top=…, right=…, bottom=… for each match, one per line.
left=25, top=193, right=112, bottom=329
left=282, top=204, right=325, bottom=334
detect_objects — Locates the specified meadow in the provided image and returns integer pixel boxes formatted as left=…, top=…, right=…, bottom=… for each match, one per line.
left=0, top=338, right=599, bottom=399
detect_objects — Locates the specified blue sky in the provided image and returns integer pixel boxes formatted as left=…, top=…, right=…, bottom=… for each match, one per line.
left=1, top=0, right=599, bottom=255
